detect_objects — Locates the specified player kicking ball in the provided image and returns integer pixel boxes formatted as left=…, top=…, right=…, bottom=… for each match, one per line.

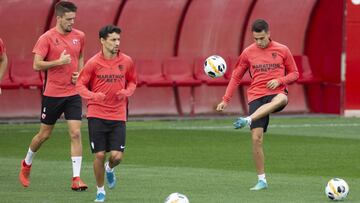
left=217, top=19, right=299, bottom=191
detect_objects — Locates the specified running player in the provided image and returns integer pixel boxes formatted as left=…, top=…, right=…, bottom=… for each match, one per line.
left=19, top=1, right=87, bottom=191
left=76, top=25, right=137, bottom=202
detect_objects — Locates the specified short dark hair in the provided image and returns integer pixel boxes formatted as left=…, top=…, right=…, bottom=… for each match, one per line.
left=251, top=19, right=269, bottom=32
left=55, top=1, right=77, bottom=17
left=99, top=25, right=122, bottom=39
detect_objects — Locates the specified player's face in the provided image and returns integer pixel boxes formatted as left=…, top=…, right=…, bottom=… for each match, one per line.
left=57, top=12, right=76, bottom=33
left=253, top=30, right=270, bottom=49
left=102, top=33, right=120, bottom=55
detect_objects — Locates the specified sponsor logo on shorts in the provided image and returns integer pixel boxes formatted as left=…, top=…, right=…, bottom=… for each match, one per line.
left=41, top=113, right=46, bottom=119
left=91, top=142, right=95, bottom=150
left=120, top=145, right=125, bottom=149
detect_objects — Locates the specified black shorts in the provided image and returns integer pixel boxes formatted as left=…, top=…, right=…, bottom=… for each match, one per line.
left=88, top=117, right=126, bottom=153
left=40, top=95, right=82, bottom=125
left=249, top=94, right=286, bottom=133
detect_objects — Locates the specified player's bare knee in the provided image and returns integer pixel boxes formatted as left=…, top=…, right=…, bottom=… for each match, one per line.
left=110, top=153, right=123, bottom=164
left=69, top=129, right=81, bottom=140
left=252, top=133, right=263, bottom=145
left=95, top=152, right=106, bottom=161
left=273, top=94, right=288, bottom=107
left=37, top=130, right=52, bottom=141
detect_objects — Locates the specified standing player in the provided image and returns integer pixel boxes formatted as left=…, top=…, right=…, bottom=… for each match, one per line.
left=19, top=1, right=88, bottom=191
left=217, top=19, right=299, bottom=190
left=0, top=38, right=8, bottom=95
left=76, top=25, right=137, bottom=202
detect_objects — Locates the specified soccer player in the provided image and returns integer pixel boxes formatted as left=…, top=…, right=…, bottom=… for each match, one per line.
left=19, top=1, right=88, bottom=191
left=0, top=38, right=8, bottom=95
left=216, top=19, right=299, bottom=190
left=76, top=25, right=137, bottom=202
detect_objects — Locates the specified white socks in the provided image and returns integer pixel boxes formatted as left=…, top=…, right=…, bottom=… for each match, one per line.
left=105, top=161, right=114, bottom=172
left=24, top=148, right=35, bottom=165
left=71, top=156, right=82, bottom=177
left=97, top=186, right=106, bottom=195
left=258, top=173, right=267, bottom=183
left=245, top=117, right=252, bottom=126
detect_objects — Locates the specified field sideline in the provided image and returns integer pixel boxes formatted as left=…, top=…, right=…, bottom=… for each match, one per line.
left=0, top=116, right=359, bottom=202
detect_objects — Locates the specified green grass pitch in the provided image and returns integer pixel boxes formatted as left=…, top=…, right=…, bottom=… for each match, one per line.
left=0, top=116, right=359, bottom=202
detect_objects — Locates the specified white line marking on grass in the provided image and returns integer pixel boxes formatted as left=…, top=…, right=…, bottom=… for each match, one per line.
left=130, top=123, right=360, bottom=130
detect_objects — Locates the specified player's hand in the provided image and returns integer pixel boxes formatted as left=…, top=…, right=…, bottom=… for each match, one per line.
left=71, top=72, right=79, bottom=84
left=267, top=79, right=280, bottom=89
left=58, top=50, right=71, bottom=65
left=92, top=92, right=106, bottom=102
left=115, top=89, right=130, bottom=100
left=216, top=101, right=227, bottom=111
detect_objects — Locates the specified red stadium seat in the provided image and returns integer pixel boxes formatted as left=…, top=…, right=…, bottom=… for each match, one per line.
left=128, top=85, right=178, bottom=116
left=162, top=57, right=201, bottom=115
left=0, top=0, right=53, bottom=88
left=117, top=0, right=188, bottom=59
left=162, top=57, right=201, bottom=86
left=128, top=59, right=178, bottom=115
left=0, top=61, right=19, bottom=89
left=177, top=0, right=253, bottom=57
left=135, top=59, right=172, bottom=87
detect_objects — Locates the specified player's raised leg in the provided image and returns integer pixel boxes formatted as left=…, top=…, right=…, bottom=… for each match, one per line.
left=19, top=124, right=54, bottom=187
left=234, top=94, right=288, bottom=129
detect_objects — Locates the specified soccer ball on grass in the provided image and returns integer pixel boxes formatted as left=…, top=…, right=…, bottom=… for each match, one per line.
left=325, top=178, right=349, bottom=201
left=164, top=192, right=189, bottom=203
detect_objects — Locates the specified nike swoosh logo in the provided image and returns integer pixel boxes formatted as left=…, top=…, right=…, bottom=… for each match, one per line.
left=120, top=145, right=125, bottom=149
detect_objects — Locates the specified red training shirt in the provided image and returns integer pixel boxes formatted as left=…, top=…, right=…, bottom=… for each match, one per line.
left=223, top=40, right=299, bottom=104
left=33, top=28, right=85, bottom=97
left=76, top=51, right=137, bottom=121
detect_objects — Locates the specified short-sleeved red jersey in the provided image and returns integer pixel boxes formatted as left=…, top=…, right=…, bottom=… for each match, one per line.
left=0, top=38, right=5, bottom=55
left=33, top=28, right=85, bottom=97
left=76, top=52, right=137, bottom=121
left=223, top=40, right=299, bottom=104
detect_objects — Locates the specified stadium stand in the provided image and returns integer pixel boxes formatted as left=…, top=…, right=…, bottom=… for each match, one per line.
left=0, top=61, right=18, bottom=89
left=176, top=0, right=253, bottom=57
left=136, top=59, right=172, bottom=87
left=162, top=57, right=201, bottom=115
left=129, top=59, right=177, bottom=115
left=0, top=0, right=53, bottom=88
left=0, top=0, right=345, bottom=118
left=0, top=0, right=52, bottom=118
left=117, top=0, right=189, bottom=115
left=117, top=0, right=188, bottom=59
left=176, top=0, right=252, bottom=114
